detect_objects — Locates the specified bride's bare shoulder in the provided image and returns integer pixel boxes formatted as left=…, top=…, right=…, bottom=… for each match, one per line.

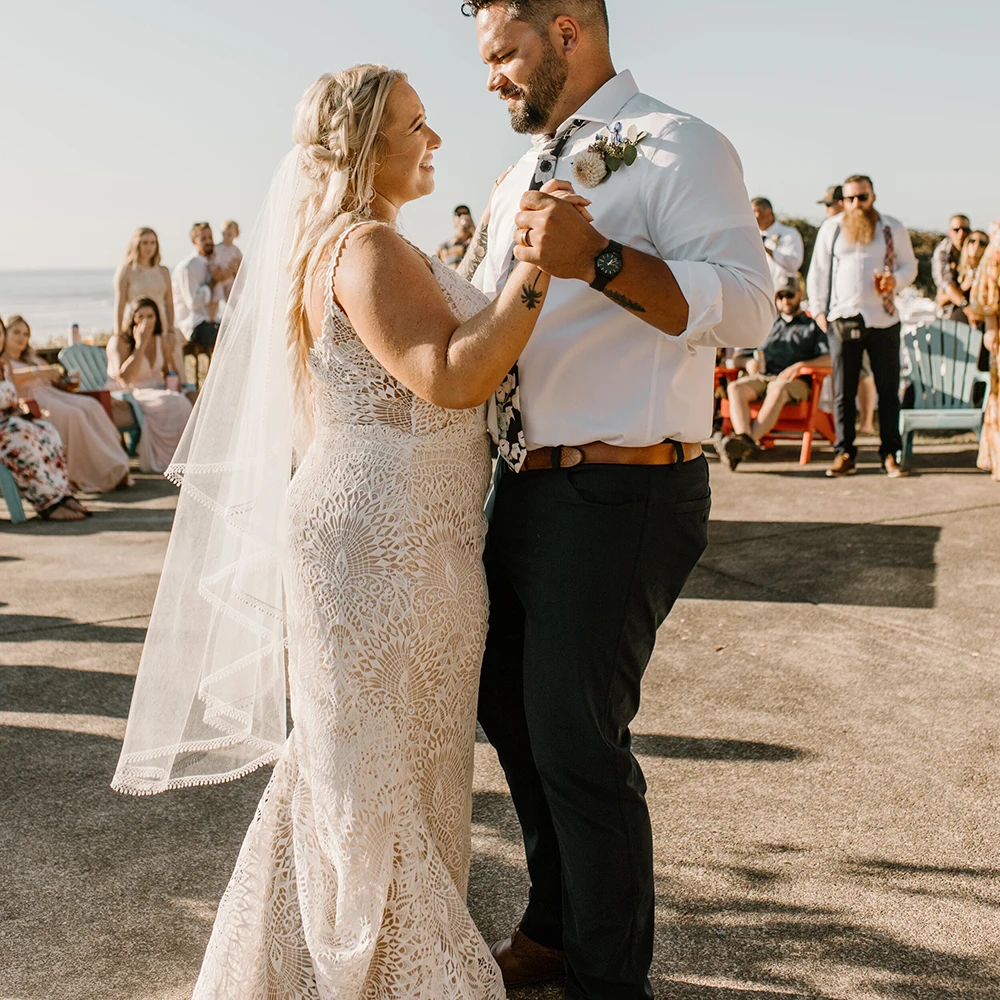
left=334, top=223, right=436, bottom=305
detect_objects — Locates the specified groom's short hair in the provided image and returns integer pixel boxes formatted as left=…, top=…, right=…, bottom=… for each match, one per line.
left=461, top=0, right=609, bottom=36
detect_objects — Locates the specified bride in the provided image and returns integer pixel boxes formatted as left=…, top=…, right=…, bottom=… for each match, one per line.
left=112, top=65, right=589, bottom=998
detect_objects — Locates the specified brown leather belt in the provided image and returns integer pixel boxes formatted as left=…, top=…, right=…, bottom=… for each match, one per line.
left=521, top=440, right=703, bottom=472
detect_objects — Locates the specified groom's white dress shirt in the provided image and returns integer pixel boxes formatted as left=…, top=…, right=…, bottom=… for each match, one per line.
left=474, top=70, right=774, bottom=450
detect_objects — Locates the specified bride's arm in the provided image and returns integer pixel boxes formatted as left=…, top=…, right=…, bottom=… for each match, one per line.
left=334, top=225, right=552, bottom=410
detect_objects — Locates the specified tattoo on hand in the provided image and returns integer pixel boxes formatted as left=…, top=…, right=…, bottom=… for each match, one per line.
left=458, top=223, right=489, bottom=282
left=521, top=272, right=544, bottom=310
left=604, top=289, right=646, bottom=313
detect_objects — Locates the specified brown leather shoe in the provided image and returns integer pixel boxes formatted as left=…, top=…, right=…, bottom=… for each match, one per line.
left=883, top=454, right=910, bottom=478
left=490, top=926, right=565, bottom=987
left=826, top=453, right=857, bottom=477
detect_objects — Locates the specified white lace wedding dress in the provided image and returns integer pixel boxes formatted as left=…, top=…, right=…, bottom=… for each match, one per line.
left=192, top=223, right=504, bottom=1000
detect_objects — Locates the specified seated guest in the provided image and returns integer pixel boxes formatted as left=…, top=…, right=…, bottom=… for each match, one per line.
left=2, top=315, right=130, bottom=493
left=174, top=223, right=235, bottom=352
left=211, top=220, right=243, bottom=319
left=933, top=215, right=972, bottom=320
left=752, top=197, right=805, bottom=292
left=107, top=299, right=193, bottom=475
left=0, top=317, right=90, bottom=521
left=719, top=277, right=830, bottom=470
left=959, top=231, right=990, bottom=322
left=437, top=205, right=475, bottom=270
left=818, top=185, right=845, bottom=219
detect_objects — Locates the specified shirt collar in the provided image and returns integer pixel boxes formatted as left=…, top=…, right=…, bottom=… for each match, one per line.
left=551, top=69, right=640, bottom=135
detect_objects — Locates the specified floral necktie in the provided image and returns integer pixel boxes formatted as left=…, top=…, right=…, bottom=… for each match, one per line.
left=881, top=224, right=897, bottom=316
left=495, top=118, right=587, bottom=472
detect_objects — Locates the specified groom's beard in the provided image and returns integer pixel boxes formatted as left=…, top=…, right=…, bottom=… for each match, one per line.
left=842, top=205, right=878, bottom=246
left=501, top=43, right=569, bottom=134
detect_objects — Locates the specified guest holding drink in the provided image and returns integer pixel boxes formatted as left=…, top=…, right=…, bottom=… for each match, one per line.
left=114, top=228, right=184, bottom=374
left=0, top=317, right=90, bottom=521
left=106, top=299, right=192, bottom=474
left=2, top=315, right=130, bottom=493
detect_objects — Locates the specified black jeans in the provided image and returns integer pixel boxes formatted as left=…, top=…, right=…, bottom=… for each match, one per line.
left=829, top=316, right=903, bottom=460
left=479, top=457, right=712, bottom=1000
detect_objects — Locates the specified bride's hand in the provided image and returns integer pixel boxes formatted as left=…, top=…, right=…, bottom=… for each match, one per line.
left=539, top=179, right=594, bottom=223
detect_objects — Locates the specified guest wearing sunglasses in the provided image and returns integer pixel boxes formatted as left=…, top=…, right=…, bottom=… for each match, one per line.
left=933, top=215, right=973, bottom=320
left=719, top=276, right=829, bottom=470
left=959, top=231, right=990, bottom=316
left=971, top=223, right=1000, bottom=481
left=806, top=174, right=918, bottom=479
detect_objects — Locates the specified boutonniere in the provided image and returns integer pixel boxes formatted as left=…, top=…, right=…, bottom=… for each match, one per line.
left=572, top=122, right=648, bottom=189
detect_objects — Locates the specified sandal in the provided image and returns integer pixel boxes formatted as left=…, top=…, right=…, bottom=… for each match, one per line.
left=38, top=497, right=87, bottom=522
left=64, top=497, right=92, bottom=517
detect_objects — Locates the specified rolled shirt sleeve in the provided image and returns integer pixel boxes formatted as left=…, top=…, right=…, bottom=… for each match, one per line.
left=644, top=122, right=776, bottom=349
left=931, top=238, right=954, bottom=293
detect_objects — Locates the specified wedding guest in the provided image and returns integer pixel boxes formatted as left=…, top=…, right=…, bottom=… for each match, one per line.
left=816, top=185, right=876, bottom=431
left=106, top=298, right=192, bottom=474
left=933, top=214, right=973, bottom=320
left=719, top=277, right=829, bottom=470
left=971, top=223, right=1000, bottom=480
left=753, top=196, right=804, bottom=292
left=2, top=315, right=130, bottom=493
left=807, top=174, right=918, bottom=478
left=114, top=228, right=183, bottom=374
left=959, top=230, right=989, bottom=314
left=211, top=220, right=243, bottom=317
left=818, top=184, right=844, bottom=218
left=0, top=317, right=89, bottom=521
left=173, top=223, right=233, bottom=351
left=436, top=204, right=476, bottom=269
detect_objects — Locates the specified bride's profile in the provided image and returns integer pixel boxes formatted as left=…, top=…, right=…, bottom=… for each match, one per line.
left=111, top=64, right=577, bottom=997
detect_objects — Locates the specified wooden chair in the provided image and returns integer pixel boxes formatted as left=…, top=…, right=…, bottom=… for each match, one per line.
left=0, top=464, right=27, bottom=524
left=58, top=343, right=144, bottom=457
left=899, top=321, right=989, bottom=462
left=720, top=363, right=835, bottom=465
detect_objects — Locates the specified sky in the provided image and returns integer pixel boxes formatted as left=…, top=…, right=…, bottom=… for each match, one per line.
left=2, top=0, right=997, bottom=271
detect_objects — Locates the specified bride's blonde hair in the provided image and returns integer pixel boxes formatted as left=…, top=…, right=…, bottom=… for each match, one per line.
left=286, top=65, right=406, bottom=423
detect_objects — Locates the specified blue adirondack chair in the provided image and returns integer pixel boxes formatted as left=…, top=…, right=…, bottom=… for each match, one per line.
left=0, top=464, right=27, bottom=524
left=899, top=321, right=990, bottom=462
left=58, top=343, right=144, bottom=457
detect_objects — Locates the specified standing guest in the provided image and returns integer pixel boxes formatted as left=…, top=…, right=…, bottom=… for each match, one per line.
left=933, top=215, right=973, bottom=320
left=211, top=220, right=243, bottom=318
left=173, top=223, right=234, bottom=352
left=807, top=174, right=918, bottom=478
left=3, top=315, right=130, bottom=493
left=114, top=227, right=183, bottom=374
left=437, top=204, right=476, bottom=269
left=107, top=299, right=192, bottom=474
left=0, top=317, right=89, bottom=521
left=818, top=184, right=844, bottom=218
left=719, top=277, right=830, bottom=469
left=464, top=2, right=774, bottom=996
left=971, top=222, right=1000, bottom=480
left=753, top=196, right=804, bottom=292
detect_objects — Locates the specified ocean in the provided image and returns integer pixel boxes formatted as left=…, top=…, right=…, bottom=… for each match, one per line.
left=0, top=270, right=117, bottom=347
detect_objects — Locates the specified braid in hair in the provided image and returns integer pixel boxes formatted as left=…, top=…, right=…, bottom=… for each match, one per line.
left=285, top=66, right=406, bottom=452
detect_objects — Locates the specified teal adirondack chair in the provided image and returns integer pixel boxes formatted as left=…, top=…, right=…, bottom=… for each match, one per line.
left=58, top=343, right=144, bottom=457
left=0, top=464, right=27, bottom=524
left=899, top=321, right=990, bottom=462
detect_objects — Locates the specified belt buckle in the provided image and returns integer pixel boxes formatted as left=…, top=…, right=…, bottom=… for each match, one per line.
left=551, top=445, right=584, bottom=469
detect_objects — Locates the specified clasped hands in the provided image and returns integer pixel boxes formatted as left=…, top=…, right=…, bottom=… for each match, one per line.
left=513, top=180, right=608, bottom=283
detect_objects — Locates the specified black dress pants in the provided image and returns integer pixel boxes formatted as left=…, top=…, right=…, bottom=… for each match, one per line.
left=479, top=457, right=712, bottom=1000
left=829, top=316, right=903, bottom=460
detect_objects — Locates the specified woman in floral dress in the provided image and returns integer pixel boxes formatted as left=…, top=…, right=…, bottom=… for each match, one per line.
left=0, top=318, right=89, bottom=521
left=971, top=222, right=1000, bottom=480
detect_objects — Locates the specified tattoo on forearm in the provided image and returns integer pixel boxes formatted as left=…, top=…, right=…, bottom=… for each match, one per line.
left=521, top=272, right=544, bottom=310
left=604, top=289, right=646, bottom=313
left=457, top=223, right=489, bottom=282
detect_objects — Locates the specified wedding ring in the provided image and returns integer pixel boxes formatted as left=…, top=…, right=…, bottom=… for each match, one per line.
left=518, top=227, right=532, bottom=248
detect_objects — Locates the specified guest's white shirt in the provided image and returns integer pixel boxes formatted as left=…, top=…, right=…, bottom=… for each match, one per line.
left=212, top=241, right=242, bottom=305
left=761, top=220, right=804, bottom=291
left=806, top=213, right=919, bottom=330
left=474, top=70, right=774, bottom=450
left=173, top=251, right=213, bottom=340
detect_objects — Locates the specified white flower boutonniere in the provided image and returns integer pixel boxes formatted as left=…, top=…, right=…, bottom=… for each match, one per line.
left=572, top=121, right=648, bottom=189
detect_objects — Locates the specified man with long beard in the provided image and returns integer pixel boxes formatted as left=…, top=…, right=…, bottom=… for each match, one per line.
left=807, top=174, right=918, bottom=478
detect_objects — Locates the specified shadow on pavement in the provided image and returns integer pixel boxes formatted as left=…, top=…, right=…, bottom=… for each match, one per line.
left=0, top=614, right=148, bottom=642
left=684, top=522, right=941, bottom=608
left=0, top=665, right=134, bottom=717
left=631, top=735, right=805, bottom=762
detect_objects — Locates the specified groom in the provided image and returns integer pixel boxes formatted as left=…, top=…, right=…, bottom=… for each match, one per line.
left=462, top=2, right=774, bottom=998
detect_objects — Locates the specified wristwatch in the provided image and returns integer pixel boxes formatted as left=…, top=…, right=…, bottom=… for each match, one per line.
left=589, top=240, right=624, bottom=292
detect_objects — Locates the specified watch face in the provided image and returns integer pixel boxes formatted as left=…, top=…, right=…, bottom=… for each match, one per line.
left=597, top=248, right=623, bottom=277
